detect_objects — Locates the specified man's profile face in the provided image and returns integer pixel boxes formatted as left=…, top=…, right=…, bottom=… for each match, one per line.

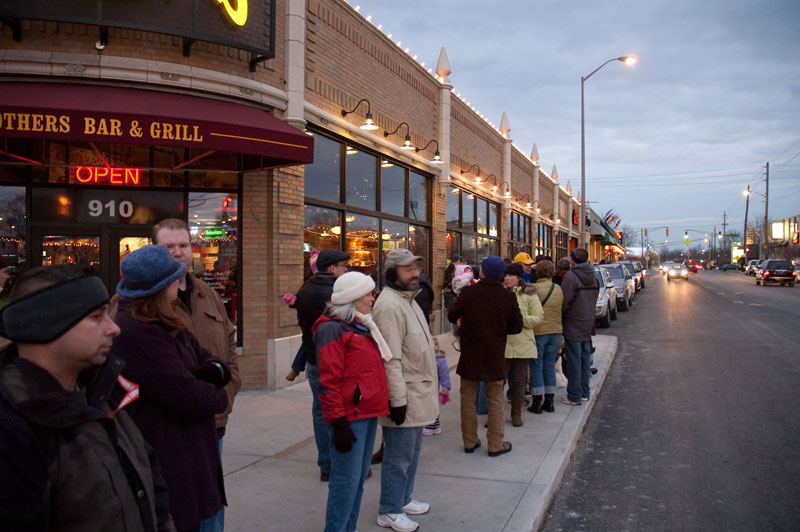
left=329, top=261, right=349, bottom=278
left=521, top=262, right=532, bottom=273
left=55, top=305, right=121, bottom=371
left=395, top=262, right=421, bottom=291
left=155, top=227, right=192, bottom=271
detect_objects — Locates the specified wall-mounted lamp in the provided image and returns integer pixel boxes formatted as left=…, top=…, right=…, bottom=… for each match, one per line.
left=484, top=174, right=499, bottom=192
left=345, top=146, right=358, bottom=155
left=460, top=164, right=481, bottom=183
left=520, top=194, right=532, bottom=209
left=381, top=159, right=394, bottom=168
left=501, top=182, right=512, bottom=199
left=341, top=98, right=378, bottom=130
left=383, top=122, right=415, bottom=150
left=415, top=139, right=444, bottom=164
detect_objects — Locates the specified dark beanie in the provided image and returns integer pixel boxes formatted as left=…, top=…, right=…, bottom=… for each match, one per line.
left=504, top=262, right=524, bottom=278
left=570, top=249, right=588, bottom=264
left=481, top=256, right=506, bottom=281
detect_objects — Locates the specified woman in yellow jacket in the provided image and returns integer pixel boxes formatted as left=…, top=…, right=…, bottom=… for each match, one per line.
left=530, top=260, right=564, bottom=413
left=503, top=263, right=544, bottom=427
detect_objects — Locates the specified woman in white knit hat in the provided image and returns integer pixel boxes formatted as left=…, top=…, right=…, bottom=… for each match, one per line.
left=312, top=271, right=392, bottom=532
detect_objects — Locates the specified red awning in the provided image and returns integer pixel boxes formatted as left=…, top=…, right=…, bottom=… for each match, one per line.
left=0, top=82, right=313, bottom=167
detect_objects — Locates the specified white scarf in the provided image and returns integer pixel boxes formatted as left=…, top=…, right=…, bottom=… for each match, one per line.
left=354, top=311, right=394, bottom=361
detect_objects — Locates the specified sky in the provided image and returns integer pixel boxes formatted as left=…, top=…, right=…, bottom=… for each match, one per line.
left=349, top=0, right=800, bottom=250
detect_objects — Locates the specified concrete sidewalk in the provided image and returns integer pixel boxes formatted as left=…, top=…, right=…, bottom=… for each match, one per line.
left=222, top=333, right=618, bottom=532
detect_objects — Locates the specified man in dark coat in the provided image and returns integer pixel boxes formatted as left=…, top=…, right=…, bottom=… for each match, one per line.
left=0, top=265, right=175, bottom=532
left=448, top=256, right=523, bottom=457
left=294, top=248, right=350, bottom=481
left=560, top=248, right=599, bottom=406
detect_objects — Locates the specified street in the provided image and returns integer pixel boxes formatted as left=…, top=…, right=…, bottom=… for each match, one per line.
left=541, top=270, right=800, bottom=531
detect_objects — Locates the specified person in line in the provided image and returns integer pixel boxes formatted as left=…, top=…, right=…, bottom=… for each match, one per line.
left=422, top=346, right=451, bottom=436
left=110, top=218, right=241, bottom=532
left=0, top=265, right=176, bottom=532
left=293, top=249, right=351, bottom=481
left=503, top=263, right=543, bottom=426
left=448, top=256, right=522, bottom=458
left=443, top=253, right=463, bottom=303
left=553, top=258, right=571, bottom=286
left=112, top=246, right=231, bottom=532
left=513, top=252, right=537, bottom=283
left=373, top=249, right=439, bottom=532
left=313, top=271, right=390, bottom=532
left=530, top=260, right=564, bottom=413
left=560, top=248, right=600, bottom=406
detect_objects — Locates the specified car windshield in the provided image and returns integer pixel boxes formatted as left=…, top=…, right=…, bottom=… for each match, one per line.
left=594, top=271, right=604, bottom=285
left=604, top=267, right=624, bottom=279
left=620, top=263, right=635, bottom=275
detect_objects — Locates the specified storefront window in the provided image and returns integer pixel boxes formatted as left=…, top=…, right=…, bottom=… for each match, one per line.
left=462, top=193, right=475, bottom=231
left=508, top=211, right=532, bottom=259
left=41, top=236, right=100, bottom=272
left=409, top=171, right=428, bottom=221
left=304, top=205, right=341, bottom=254
left=537, top=223, right=553, bottom=258
left=461, top=234, right=477, bottom=266
left=447, top=187, right=460, bottom=228
left=346, top=212, right=379, bottom=280
left=0, top=186, right=26, bottom=301
left=345, top=151, right=376, bottom=210
left=476, top=198, right=487, bottom=234
left=446, top=186, right=500, bottom=266
left=305, top=134, right=342, bottom=202
left=381, top=219, right=408, bottom=264
left=410, top=224, right=428, bottom=274
left=445, top=231, right=460, bottom=264
left=489, top=203, right=499, bottom=237
left=381, top=164, right=405, bottom=216
left=556, top=231, right=569, bottom=262
left=188, top=192, right=239, bottom=321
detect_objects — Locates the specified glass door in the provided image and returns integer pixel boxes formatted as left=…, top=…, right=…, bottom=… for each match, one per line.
left=39, top=233, right=101, bottom=274
left=109, top=228, right=152, bottom=292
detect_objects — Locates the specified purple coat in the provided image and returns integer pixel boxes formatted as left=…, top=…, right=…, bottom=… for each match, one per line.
left=111, top=302, right=228, bottom=532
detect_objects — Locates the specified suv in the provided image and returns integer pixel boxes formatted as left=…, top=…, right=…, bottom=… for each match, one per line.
left=600, top=263, right=635, bottom=311
left=593, top=266, right=617, bottom=328
left=755, top=260, right=796, bottom=287
left=617, top=261, right=642, bottom=292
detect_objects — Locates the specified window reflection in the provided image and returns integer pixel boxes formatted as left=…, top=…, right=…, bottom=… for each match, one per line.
left=447, top=187, right=460, bottom=228
left=304, top=205, right=341, bottom=254
left=345, top=151, right=376, bottom=209
left=476, top=198, right=487, bottom=234
left=409, top=171, right=427, bottom=221
left=381, top=219, right=409, bottom=268
left=0, top=186, right=26, bottom=301
left=346, top=212, right=379, bottom=280
left=305, top=134, right=342, bottom=202
left=410, top=224, right=428, bottom=274
left=381, top=165, right=405, bottom=216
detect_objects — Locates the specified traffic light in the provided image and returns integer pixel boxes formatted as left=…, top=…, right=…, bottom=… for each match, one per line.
left=666, top=228, right=669, bottom=237
left=793, top=232, right=799, bottom=244
left=644, top=229, right=648, bottom=237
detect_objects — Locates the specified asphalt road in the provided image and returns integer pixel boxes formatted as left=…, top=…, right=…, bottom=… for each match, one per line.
left=541, top=269, right=800, bottom=532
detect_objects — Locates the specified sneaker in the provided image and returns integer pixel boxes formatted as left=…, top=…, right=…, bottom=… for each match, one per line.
left=560, top=397, right=581, bottom=406
left=402, top=499, right=430, bottom=515
left=377, top=512, right=419, bottom=532
left=582, top=396, right=591, bottom=402
left=422, top=426, right=441, bottom=436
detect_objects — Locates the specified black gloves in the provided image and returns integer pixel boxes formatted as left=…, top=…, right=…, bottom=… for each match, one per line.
left=193, top=360, right=232, bottom=387
left=332, top=417, right=357, bottom=453
left=389, top=404, right=407, bottom=426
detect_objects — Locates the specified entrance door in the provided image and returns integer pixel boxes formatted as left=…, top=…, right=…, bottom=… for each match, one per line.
left=109, top=228, right=152, bottom=290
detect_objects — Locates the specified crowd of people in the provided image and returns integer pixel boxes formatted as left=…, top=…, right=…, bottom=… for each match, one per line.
left=0, top=210, right=598, bottom=532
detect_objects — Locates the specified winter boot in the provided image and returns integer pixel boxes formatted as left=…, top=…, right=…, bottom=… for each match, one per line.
left=527, top=395, right=543, bottom=414
left=542, top=394, right=555, bottom=413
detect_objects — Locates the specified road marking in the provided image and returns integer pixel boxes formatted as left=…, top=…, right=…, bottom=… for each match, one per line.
left=750, top=303, right=764, bottom=307
left=717, top=293, right=726, bottom=296
left=733, top=300, right=743, bottom=304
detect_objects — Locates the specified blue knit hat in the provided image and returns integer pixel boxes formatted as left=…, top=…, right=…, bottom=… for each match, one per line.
left=116, top=245, right=186, bottom=299
left=481, top=255, right=506, bottom=281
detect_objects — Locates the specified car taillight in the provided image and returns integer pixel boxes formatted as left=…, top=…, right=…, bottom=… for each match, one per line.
left=764, top=271, right=770, bottom=276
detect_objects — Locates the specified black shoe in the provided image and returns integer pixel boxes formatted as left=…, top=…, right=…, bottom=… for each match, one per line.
left=543, top=395, right=555, bottom=412
left=371, top=443, right=384, bottom=464
left=591, top=367, right=598, bottom=374
left=527, top=395, right=543, bottom=414
left=488, top=442, right=512, bottom=457
left=320, top=471, right=330, bottom=482
left=591, top=346, right=596, bottom=353
left=465, top=441, right=482, bottom=454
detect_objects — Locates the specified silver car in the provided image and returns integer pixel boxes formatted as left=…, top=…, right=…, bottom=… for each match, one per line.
left=593, top=266, right=618, bottom=328
left=600, top=263, right=635, bottom=311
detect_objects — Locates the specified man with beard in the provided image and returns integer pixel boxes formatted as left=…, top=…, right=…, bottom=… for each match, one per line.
left=372, top=249, right=438, bottom=532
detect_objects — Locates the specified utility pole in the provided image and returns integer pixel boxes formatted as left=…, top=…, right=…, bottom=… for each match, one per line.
left=713, top=224, right=717, bottom=265
left=722, top=212, right=728, bottom=264
left=743, top=185, right=750, bottom=260
left=763, top=162, right=769, bottom=260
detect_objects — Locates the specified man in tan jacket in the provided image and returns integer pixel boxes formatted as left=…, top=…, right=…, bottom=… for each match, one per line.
left=110, top=218, right=240, bottom=532
left=372, top=249, right=439, bottom=532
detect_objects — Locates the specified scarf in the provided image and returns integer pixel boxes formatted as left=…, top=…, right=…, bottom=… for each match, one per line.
left=354, top=311, right=394, bottom=362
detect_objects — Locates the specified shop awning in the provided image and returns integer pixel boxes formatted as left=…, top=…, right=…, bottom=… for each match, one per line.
left=0, top=83, right=313, bottom=167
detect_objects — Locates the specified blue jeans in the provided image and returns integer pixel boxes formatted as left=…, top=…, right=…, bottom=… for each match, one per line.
left=324, top=418, right=378, bottom=532
left=564, top=339, right=592, bottom=403
left=475, top=381, right=487, bottom=415
left=198, top=438, right=225, bottom=532
left=531, top=333, right=561, bottom=395
left=291, top=345, right=306, bottom=374
left=379, top=426, right=424, bottom=515
left=307, top=363, right=331, bottom=473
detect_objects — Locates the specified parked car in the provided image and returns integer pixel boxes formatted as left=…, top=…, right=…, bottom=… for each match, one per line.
left=600, top=263, right=635, bottom=311
left=667, top=262, right=690, bottom=281
left=755, top=259, right=796, bottom=287
left=593, top=266, right=618, bottom=328
left=720, top=263, right=740, bottom=271
left=617, top=261, right=642, bottom=292
left=632, top=260, right=646, bottom=288
left=745, top=259, right=759, bottom=275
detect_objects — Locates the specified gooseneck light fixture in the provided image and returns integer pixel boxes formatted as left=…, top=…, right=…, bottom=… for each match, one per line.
left=519, top=194, right=532, bottom=209
left=484, top=174, right=499, bottom=192
left=501, top=182, right=512, bottom=199
left=415, top=139, right=444, bottom=164
left=341, top=98, right=379, bottom=130
left=383, top=122, right=415, bottom=150
left=580, top=55, right=637, bottom=248
left=460, top=164, right=481, bottom=183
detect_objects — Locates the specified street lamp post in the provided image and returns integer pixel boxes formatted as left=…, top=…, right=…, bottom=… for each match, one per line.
left=742, top=185, right=750, bottom=259
left=580, top=55, right=636, bottom=249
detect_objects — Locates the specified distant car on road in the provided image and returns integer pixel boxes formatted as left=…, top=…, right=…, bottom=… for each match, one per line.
left=600, top=263, right=635, bottom=311
left=720, top=263, right=740, bottom=271
left=745, top=259, right=759, bottom=275
left=662, top=261, right=678, bottom=275
left=755, top=259, right=796, bottom=287
left=667, top=263, right=690, bottom=281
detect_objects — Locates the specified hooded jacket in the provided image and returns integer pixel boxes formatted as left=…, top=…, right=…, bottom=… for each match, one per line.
left=0, top=346, right=176, bottom=532
left=504, top=284, right=544, bottom=359
left=560, top=263, right=600, bottom=341
left=294, top=273, right=337, bottom=365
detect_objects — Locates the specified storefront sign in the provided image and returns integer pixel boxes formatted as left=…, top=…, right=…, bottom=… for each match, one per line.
left=75, top=167, right=142, bottom=186
left=0, top=0, right=273, bottom=57
left=32, top=188, right=183, bottom=225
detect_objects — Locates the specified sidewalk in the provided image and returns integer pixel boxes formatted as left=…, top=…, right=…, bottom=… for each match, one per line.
left=222, top=333, right=618, bottom=532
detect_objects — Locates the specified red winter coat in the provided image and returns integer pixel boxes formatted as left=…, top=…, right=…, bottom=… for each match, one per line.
left=312, top=316, right=389, bottom=425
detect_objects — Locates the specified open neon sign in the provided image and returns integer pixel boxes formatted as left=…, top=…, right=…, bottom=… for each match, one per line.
left=75, top=166, right=141, bottom=186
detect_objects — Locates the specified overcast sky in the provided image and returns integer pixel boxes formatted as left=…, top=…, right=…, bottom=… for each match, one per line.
left=349, top=0, right=800, bottom=249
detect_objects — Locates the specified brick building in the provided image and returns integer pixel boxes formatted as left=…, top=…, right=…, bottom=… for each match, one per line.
left=0, top=0, right=583, bottom=390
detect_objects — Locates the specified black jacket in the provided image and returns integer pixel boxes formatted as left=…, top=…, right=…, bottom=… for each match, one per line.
left=413, top=273, right=435, bottom=325
left=294, top=272, right=337, bottom=365
left=0, top=346, right=175, bottom=532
